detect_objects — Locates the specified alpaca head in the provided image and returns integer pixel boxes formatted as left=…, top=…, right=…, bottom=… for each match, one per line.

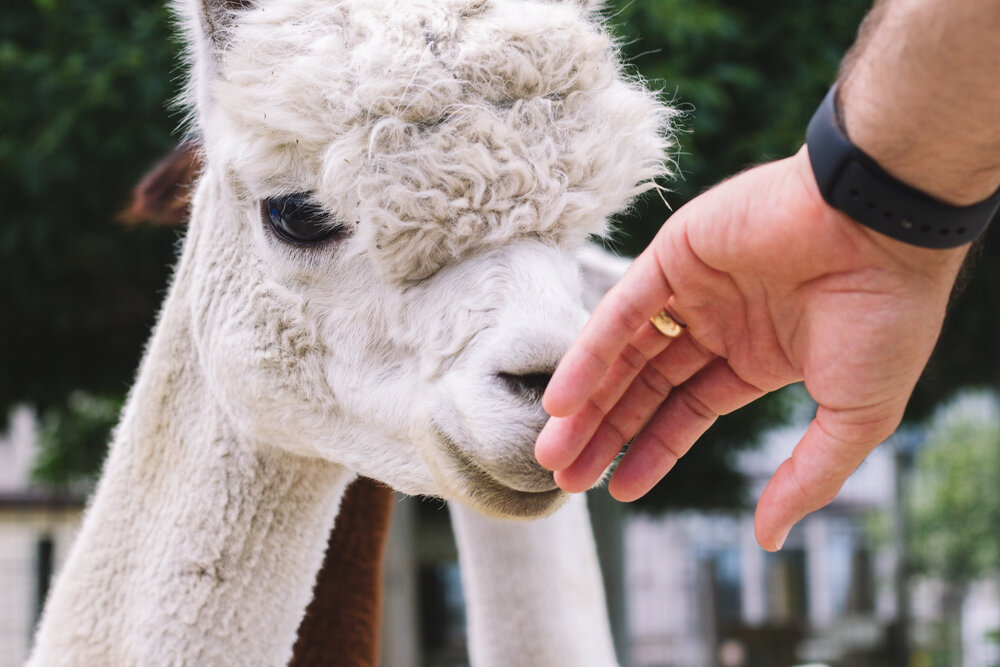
left=175, top=0, right=672, bottom=518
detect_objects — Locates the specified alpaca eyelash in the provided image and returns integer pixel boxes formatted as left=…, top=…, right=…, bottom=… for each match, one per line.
left=260, top=194, right=346, bottom=246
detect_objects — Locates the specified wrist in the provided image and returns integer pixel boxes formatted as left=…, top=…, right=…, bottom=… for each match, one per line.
left=805, top=85, right=999, bottom=250
left=792, top=147, right=968, bottom=280
left=840, top=80, right=1000, bottom=206
left=836, top=0, right=1000, bottom=206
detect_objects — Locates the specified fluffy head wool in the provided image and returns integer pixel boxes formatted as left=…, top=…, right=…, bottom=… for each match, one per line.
left=183, top=0, right=674, bottom=281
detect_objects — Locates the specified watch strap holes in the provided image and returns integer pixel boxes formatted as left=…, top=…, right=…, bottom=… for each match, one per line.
left=807, top=83, right=999, bottom=248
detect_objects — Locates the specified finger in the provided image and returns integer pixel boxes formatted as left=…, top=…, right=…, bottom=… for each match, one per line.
left=588, top=321, right=674, bottom=415
left=536, top=331, right=714, bottom=472
left=552, top=362, right=676, bottom=492
left=543, top=245, right=675, bottom=417
left=535, top=403, right=608, bottom=472
left=754, top=409, right=892, bottom=551
left=608, top=359, right=769, bottom=501
left=599, top=330, right=718, bottom=437
left=552, top=418, right=633, bottom=492
left=547, top=334, right=717, bottom=487
left=536, top=321, right=674, bottom=471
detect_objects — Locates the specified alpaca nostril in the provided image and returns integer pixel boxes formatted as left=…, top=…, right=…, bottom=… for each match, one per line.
left=496, top=370, right=554, bottom=402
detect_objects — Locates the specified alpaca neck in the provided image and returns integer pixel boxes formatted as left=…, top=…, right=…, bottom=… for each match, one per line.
left=30, top=265, right=350, bottom=666
left=450, top=494, right=619, bottom=667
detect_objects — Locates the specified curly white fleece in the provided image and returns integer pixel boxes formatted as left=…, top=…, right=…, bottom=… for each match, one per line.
left=199, top=0, right=674, bottom=280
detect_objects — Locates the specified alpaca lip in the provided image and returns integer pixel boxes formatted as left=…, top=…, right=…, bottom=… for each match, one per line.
left=440, top=433, right=560, bottom=494
left=431, top=425, right=565, bottom=517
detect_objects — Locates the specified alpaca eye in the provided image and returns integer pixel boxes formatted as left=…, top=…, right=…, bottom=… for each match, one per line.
left=261, top=194, right=342, bottom=245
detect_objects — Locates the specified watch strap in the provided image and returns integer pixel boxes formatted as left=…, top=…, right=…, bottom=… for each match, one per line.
left=806, top=84, right=1000, bottom=249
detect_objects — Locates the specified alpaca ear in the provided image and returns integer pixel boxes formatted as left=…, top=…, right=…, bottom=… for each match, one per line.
left=179, top=0, right=254, bottom=112
left=118, top=142, right=203, bottom=226
left=197, top=0, right=253, bottom=53
left=576, top=244, right=631, bottom=312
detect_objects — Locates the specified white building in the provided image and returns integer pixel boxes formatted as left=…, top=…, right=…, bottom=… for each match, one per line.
left=623, top=405, right=1000, bottom=667
left=624, top=425, right=897, bottom=667
left=0, top=407, right=84, bottom=667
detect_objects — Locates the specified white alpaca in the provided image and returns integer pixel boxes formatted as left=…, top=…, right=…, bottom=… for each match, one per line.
left=30, top=0, right=672, bottom=664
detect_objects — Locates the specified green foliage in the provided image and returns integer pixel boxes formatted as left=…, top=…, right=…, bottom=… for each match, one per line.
left=910, top=231, right=1000, bottom=421
left=0, top=0, right=181, bottom=413
left=32, top=392, right=123, bottom=489
left=604, top=0, right=871, bottom=254
left=908, top=393, right=1000, bottom=585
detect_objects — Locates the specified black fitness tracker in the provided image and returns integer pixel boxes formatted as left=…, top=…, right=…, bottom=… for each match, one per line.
left=806, top=84, right=1000, bottom=249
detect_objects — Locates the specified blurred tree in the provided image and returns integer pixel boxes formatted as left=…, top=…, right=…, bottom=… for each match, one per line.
left=909, top=395, right=1000, bottom=586
left=3, top=0, right=997, bottom=511
left=0, top=0, right=180, bottom=415
left=606, top=0, right=871, bottom=240
left=32, top=392, right=122, bottom=491
left=906, top=393, right=1000, bottom=664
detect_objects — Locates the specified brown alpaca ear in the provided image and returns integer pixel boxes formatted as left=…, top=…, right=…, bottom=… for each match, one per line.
left=118, top=142, right=203, bottom=226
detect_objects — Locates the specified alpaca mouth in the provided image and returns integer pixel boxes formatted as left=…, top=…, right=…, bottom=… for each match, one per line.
left=433, top=426, right=566, bottom=519
left=447, top=440, right=559, bottom=493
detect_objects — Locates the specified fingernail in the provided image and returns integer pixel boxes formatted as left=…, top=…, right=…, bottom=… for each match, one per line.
left=774, top=525, right=792, bottom=551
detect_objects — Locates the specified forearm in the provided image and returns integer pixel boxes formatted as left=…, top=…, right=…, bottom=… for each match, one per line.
left=838, top=0, right=1000, bottom=205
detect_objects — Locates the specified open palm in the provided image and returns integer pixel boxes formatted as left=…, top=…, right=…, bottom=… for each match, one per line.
left=536, top=148, right=967, bottom=550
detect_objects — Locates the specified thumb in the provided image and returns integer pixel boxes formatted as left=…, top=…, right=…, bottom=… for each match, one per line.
left=753, top=411, right=893, bottom=551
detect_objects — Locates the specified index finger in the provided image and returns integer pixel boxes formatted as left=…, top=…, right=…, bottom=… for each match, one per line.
left=543, top=242, right=673, bottom=417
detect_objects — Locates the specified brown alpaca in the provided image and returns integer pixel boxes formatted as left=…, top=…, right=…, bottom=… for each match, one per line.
left=290, top=477, right=393, bottom=666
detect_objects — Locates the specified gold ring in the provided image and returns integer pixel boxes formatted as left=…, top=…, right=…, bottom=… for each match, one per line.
left=650, top=309, right=684, bottom=338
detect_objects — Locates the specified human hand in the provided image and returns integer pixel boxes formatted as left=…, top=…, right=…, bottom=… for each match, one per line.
left=535, top=147, right=968, bottom=551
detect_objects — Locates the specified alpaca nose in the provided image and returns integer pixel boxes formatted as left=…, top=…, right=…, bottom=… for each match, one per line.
left=496, top=369, right=554, bottom=403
